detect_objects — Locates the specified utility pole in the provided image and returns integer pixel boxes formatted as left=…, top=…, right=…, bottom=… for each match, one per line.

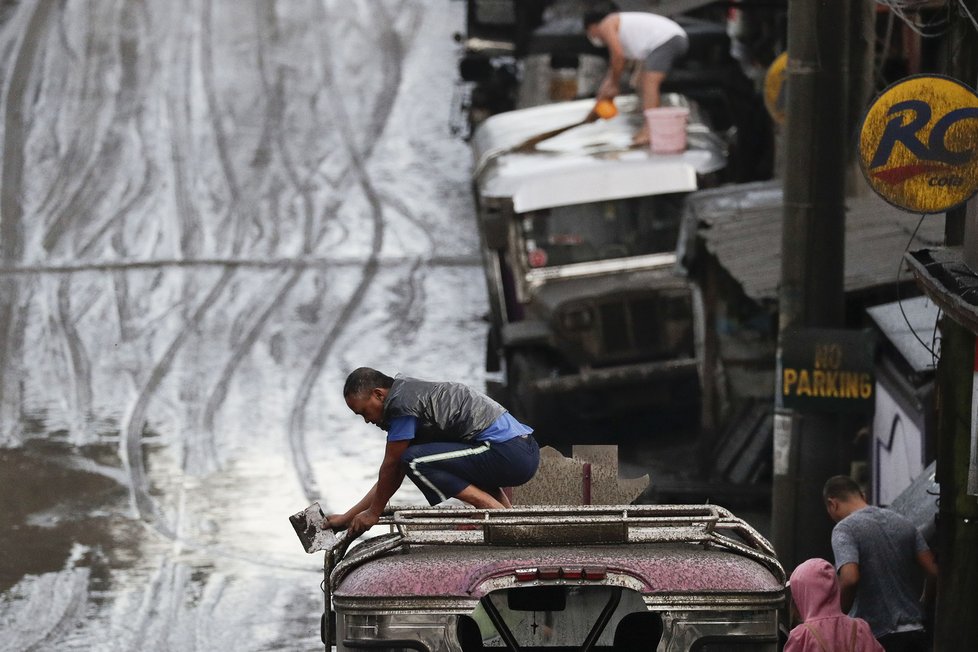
left=932, top=1, right=978, bottom=646
left=943, top=0, right=978, bottom=247
left=772, top=0, right=850, bottom=571
left=931, top=319, right=978, bottom=649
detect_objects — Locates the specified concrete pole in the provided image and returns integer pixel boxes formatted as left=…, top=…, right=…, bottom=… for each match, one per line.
left=943, top=0, right=978, bottom=247
left=772, top=0, right=850, bottom=571
left=846, top=0, right=874, bottom=198
left=932, top=319, right=978, bottom=650
left=933, top=3, right=978, bottom=646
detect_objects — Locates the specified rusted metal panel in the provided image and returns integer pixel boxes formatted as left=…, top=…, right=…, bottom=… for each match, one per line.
left=906, top=247, right=978, bottom=334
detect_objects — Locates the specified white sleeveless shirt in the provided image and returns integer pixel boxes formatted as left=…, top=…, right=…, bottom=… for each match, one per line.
left=616, top=12, right=686, bottom=60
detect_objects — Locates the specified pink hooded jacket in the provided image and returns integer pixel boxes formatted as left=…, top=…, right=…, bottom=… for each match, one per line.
left=786, top=559, right=884, bottom=652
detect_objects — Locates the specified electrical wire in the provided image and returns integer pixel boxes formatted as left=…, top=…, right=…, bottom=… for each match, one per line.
left=895, top=213, right=940, bottom=361
left=875, top=11, right=896, bottom=87
left=874, top=0, right=951, bottom=38
left=957, top=0, right=978, bottom=32
left=930, top=307, right=942, bottom=368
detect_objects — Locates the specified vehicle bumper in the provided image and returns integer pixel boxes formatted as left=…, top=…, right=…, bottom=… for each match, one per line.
left=531, top=358, right=699, bottom=394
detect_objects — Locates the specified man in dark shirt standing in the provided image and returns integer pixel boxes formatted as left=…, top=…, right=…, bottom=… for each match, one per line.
left=824, top=475, right=938, bottom=652
left=326, top=367, right=540, bottom=539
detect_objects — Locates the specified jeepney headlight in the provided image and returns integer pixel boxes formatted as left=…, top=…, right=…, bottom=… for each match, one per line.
left=560, top=306, right=594, bottom=331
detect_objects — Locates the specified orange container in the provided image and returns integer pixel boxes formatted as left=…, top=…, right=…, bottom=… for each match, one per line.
left=594, top=99, right=617, bottom=119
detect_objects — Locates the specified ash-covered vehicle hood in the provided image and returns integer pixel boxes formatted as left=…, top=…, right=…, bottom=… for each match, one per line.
left=526, top=266, right=688, bottom=316
left=333, top=542, right=783, bottom=600
left=326, top=505, right=785, bottom=601
left=473, top=95, right=726, bottom=213
left=318, top=505, right=785, bottom=651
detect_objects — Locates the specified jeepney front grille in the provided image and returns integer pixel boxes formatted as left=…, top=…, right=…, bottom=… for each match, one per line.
left=597, top=293, right=692, bottom=362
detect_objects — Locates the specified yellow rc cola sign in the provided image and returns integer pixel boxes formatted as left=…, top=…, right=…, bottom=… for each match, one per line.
left=763, top=52, right=787, bottom=125
left=859, top=75, right=978, bottom=213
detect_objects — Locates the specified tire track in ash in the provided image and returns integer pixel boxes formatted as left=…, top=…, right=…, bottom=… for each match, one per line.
left=165, top=4, right=203, bottom=259
left=285, top=0, right=418, bottom=503
left=33, top=2, right=116, bottom=243
left=199, top=75, right=332, bottom=459
left=120, top=0, right=270, bottom=526
left=51, top=0, right=152, bottom=441
left=376, top=191, right=438, bottom=350
left=182, top=0, right=297, bottom=475
left=77, top=0, right=160, bottom=265
left=196, top=4, right=323, bottom=464
left=198, top=2, right=396, bottom=468
left=39, top=1, right=131, bottom=255
left=0, top=566, right=91, bottom=652
left=0, top=0, right=57, bottom=441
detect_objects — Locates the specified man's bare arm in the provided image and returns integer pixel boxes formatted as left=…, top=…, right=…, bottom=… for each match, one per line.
left=326, top=484, right=377, bottom=530
left=917, top=549, right=938, bottom=578
left=597, top=15, right=626, bottom=98
left=838, top=562, right=860, bottom=613
left=348, top=440, right=410, bottom=536
left=917, top=548, right=938, bottom=604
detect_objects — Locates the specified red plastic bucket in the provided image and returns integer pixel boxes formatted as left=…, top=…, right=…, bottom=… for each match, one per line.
left=644, top=107, right=689, bottom=154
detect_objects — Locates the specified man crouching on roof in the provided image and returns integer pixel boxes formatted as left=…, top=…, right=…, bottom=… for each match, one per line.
left=326, top=367, right=541, bottom=539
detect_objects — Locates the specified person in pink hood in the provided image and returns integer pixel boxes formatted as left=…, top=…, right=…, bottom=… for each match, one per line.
left=786, top=558, right=884, bottom=652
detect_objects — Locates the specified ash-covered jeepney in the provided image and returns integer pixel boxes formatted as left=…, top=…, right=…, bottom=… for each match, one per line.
left=472, top=95, right=726, bottom=436
left=315, top=505, right=785, bottom=652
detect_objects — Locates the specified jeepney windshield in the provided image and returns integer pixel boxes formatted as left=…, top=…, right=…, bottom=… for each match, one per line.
left=519, top=194, right=683, bottom=269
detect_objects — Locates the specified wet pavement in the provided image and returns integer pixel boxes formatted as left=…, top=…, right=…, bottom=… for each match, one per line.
left=0, top=2, right=484, bottom=649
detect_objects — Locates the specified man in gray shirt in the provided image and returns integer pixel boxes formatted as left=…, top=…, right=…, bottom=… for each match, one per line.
left=824, top=475, right=938, bottom=652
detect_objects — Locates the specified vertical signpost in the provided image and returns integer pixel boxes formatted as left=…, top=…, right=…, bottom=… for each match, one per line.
left=774, top=0, right=849, bottom=572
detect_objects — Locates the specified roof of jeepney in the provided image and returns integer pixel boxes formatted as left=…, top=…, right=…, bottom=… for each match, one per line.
left=471, top=96, right=726, bottom=213
left=333, top=542, right=783, bottom=599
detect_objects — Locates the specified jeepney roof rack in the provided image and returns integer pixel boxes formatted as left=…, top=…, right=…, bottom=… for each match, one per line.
left=329, top=504, right=785, bottom=588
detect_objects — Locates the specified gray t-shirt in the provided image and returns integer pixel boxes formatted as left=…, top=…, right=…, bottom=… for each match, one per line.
left=831, top=505, right=929, bottom=638
left=382, top=374, right=506, bottom=442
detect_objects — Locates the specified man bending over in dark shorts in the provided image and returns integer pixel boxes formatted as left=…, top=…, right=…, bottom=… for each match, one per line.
left=585, top=8, right=689, bottom=145
left=326, top=367, right=540, bottom=539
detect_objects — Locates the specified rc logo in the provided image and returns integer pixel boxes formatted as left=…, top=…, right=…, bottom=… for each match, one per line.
left=859, top=75, right=978, bottom=213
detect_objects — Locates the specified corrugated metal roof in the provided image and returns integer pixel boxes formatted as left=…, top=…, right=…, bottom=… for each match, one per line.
left=689, top=182, right=947, bottom=303
left=866, top=295, right=940, bottom=374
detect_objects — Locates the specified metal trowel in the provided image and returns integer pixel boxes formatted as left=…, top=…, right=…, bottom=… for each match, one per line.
left=289, top=502, right=338, bottom=553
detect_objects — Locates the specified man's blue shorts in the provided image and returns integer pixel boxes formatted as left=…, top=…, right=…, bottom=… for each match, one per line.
left=401, top=435, right=540, bottom=505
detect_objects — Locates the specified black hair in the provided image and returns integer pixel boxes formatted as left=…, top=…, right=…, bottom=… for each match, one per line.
left=583, top=2, right=618, bottom=29
left=822, top=475, right=863, bottom=502
left=343, top=367, right=394, bottom=398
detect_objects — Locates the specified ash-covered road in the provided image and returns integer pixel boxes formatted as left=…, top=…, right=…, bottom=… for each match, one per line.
left=0, top=2, right=484, bottom=649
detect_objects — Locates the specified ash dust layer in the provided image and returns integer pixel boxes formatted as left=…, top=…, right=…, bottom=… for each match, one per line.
left=0, top=2, right=482, bottom=650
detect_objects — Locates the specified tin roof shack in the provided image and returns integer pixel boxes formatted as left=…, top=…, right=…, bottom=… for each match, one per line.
left=321, top=505, right=785, bottom=652
left=865, top=296, right=940, bottom=505
left=472, top=95, right=726, bottom=441
left=678, top=182, right=946, bottom=492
